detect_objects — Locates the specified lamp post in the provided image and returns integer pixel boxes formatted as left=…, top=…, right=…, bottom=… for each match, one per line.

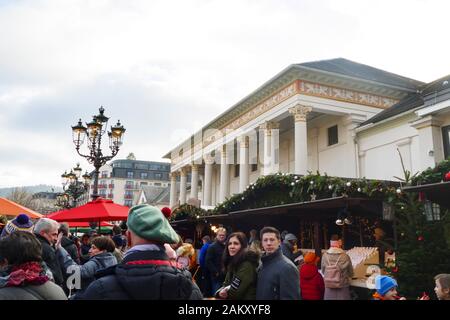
left=72, top=106, right=125, bottom=200
left=56, top=163, right=92, bottom=209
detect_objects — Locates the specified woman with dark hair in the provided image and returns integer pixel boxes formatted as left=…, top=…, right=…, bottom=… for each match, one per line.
left=0, top=231, right=67, bottom=300
left=216, top=232, right=259, bottom=300
left=56, top=235, right=117, bottom=298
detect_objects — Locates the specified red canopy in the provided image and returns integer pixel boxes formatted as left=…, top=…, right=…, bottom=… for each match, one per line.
left=47, top=198, right=129, bottom=222
left=67, top=221, right=113, bottom=228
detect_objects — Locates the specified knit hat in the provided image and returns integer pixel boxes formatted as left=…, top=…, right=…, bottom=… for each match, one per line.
left=0, top=214, right=34, bottom=238
left=284, top=233, right=297, bottom=242
left=304, top=252, right=319, bottom=264
left=127, top=204, right=180, bottom=244
left=161, top=207, right=172, bottom=219
left=375, top=275, right=398, bottom=296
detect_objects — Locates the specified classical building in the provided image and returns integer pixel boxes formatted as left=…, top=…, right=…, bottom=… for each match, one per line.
left=163, top=58, right=450, bottom=209
left=97, top=154, right=170, bottom=207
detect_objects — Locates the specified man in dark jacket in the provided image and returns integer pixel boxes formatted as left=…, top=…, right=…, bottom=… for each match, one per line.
left=76, top=204, right=202, bottom=300
left=34, top=218, right=64, bottom=287
left=256, top=226, right=300, bottom=300
left=281, top=233, right=303, bottom=264
left=205, top=227, right=227, bottom=295
left=59, top=223, right=80, bottom=264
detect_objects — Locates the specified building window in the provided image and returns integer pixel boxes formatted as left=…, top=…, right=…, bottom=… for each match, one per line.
left=424, top=201, right=441, bottom=221
left=154, top=182, right=161, bottom=186
left=328, top=125, right=338, bottom=146
left=251, top=164, right=258, bottom=172
left=135, top=163, right=148, bottom=170
left=101, top=170, right=109, bottom=178
left=140, top=182, right=148, bottom=186
left=155, top=173, right=162, bottom=180
left=443, top=125, right=450, bottom=159
left=124, top=200, right=133, bottom=207
left=234, top=165, right=240, bottom=178
left=125, top=181, right=134, bottom=189
left=127, top=171, right=134, bottom=179
left=140, top=172, right=148, bottom=179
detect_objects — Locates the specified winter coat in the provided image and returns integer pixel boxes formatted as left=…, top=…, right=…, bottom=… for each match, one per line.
left=256, top=247, right=300, bottom=300
left=0, top=281, right=67, bottom=300
left=281, top=242, right=302, bottom=263
left=199, top=242, right=211, bottom=269
left=320, top=247, right=354, bottom=288
left=57, top=247, right=117, bottom=294
left=205, top=240, right=225, bottom=281
left=62, top=236, right=80, bottom=264
left=300, top=263, right=325, bottom=300
left=221, top=250, right=259, bottom=300
left=75, top=247, right=203, bottom=300
left=35, top=233, right=64, bottom=286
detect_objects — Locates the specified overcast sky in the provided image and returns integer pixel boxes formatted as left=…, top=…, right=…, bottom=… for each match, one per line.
left=0, top=0, right=449, bottom=188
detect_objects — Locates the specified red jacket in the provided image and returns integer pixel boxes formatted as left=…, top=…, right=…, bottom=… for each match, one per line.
left=300, top=263, right=325, bottom=300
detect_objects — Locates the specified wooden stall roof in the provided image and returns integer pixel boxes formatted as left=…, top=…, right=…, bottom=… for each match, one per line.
left=403, top=181, right=450, bottom=209
left=201, top=196, right=382, bottom=224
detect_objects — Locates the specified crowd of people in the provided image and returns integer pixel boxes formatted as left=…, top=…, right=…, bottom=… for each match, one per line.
left=0, top=209, right=449, bottom=300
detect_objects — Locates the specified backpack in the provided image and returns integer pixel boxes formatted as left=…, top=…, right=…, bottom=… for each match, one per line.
left=323, top=254, right=344, bottom=288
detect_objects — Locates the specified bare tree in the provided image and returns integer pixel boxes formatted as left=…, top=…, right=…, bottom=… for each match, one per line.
left=7, top=187, right=34, bottom=208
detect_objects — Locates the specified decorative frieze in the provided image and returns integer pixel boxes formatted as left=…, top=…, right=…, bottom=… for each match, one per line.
left=298, top=80, right=398, bottom=109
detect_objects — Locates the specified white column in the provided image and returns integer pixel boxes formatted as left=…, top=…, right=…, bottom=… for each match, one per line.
left=260, top=122, right=274, bottom=175
left=169, top=172, right=178, bottom=208
left=219, top=145, right=229, bottom=203
left=270, top=122, right=280, bottom=174
left=190, top=164, right=199, bottom=200
left=289, top=105, right=312, bottom=175
left=203, top=159, right=213, bottom=206
left=238, top=136, right=249, bottom=192
left=411, top=116, right=444, bottom=171
left=179, top=167, right=187, bottom=205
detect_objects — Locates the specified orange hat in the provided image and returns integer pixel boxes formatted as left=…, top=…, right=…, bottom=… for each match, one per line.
left=304, top=252, right=318, bottom=264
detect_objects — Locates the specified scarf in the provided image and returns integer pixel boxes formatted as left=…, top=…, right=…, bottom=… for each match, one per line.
left=373, top=292, right=386, bottom=300
left=0, top=262, right=49, bottom=288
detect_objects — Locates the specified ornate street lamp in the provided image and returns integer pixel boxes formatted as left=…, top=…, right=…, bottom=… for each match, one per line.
left=72, top=106, right=125, bottom=200
left=56, top=163, right=91, bottom=209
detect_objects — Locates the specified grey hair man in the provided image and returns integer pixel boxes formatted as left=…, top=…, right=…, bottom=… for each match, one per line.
left=34, top=218, right=64, bottom=287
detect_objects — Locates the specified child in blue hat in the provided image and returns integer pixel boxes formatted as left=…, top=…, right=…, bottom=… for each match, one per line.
left=373, top=275, right=405, bottom=300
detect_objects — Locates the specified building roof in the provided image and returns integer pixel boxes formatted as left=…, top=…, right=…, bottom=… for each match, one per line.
left=140, top=185, right=170, bottom=205
left=164, top=58, right=426, bottom=159
left=359, top=93, right=424, bottom=126
left=298, top=58, right=424, bottom=91
left=360, top=73, right=450, bottom=126
left=111, top=159, right=170, bottom=168
left=421, top=74, right=450, bottom=96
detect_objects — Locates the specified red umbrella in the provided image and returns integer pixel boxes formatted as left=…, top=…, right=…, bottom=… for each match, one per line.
left=47, top=198, right=129, bottom=222
left=67, top=221, right=113, bottom=228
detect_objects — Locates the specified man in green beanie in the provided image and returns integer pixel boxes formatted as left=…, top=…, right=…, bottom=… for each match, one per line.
left=76, top=204, right=203, bottom=300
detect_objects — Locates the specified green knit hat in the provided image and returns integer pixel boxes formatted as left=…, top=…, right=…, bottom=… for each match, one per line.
left=126, top=204, right=180, bottom=244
